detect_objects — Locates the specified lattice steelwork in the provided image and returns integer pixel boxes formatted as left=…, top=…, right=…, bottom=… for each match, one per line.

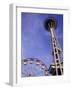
left=44, top=17, right=63, bottom=75
left=21, top=58, right=49, bottom=77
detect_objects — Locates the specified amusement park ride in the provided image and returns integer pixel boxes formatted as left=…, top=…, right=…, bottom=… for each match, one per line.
left=22, top=17, right=63, bottom=77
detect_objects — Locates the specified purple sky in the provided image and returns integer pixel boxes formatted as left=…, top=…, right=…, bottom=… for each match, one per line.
left=21, top=12, right=63, bottom=76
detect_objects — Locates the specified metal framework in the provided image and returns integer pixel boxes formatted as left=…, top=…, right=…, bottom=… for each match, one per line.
left=44, top=17, right=63, bottom=75
left=21, top=58, right=49, bottom=77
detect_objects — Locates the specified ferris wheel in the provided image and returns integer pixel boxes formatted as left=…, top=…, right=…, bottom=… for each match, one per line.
left=21, top=58, right=49, bottom=77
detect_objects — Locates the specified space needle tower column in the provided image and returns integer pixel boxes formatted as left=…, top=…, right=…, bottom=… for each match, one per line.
left=44, top=17, right=63, bottom=75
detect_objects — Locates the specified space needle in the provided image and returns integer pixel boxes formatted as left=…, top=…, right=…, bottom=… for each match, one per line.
left=44, top=17, right=63, bottom=75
